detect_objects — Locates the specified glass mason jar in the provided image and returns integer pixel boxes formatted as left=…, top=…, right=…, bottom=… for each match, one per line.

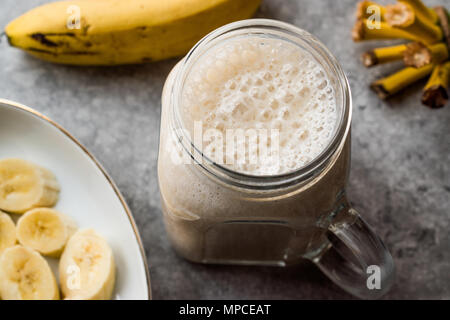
left=158, top=19, right=395, bottom=299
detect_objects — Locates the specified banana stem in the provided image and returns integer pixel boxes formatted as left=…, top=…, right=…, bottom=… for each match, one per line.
left=362, top=44, right=407, bottom=67
left=434, top=6, right=450, bottom=49
left=352, top=19, right=420, bottom=42
left=398, top=0, right=439, bottom=24
left=356, top=1, right=386, bottom=21
left=384, top=3, right=442, bottom=44
left=403, top=42, right=449, bottom=68
left=422, top=61, right=450, bottom=108
left=371, top=64, right=434, bottom=99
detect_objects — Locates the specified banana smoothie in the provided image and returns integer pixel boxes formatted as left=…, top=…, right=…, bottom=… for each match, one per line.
left=158, top=20, right=351, bottom=265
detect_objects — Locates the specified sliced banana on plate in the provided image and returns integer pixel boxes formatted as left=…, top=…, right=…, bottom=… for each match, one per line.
left=0, top=158, right=60, bottom=214
left=59, top=229, right=116, bottom=300
left=0, top=245, right=59, bottom=300
left=17, top=208, right=77, bottom=257
left=0, top=211, right=16, bottom=254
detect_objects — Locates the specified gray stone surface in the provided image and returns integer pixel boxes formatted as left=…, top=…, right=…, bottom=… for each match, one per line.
left=0, top=0, right=449, bottom=299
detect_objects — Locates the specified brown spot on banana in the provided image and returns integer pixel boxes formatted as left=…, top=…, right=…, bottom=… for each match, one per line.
left=29, top=32, right=93, bottom=52
left=26, top=47, right=56, bottom=55
left=81, top=23, right=90, bottom=35
left=30, top=33, right=58, bottom=47
left=26, top=47, right=99, bottom=56
left=36, top=32, right=76, bottom=37
left=61, top=51, right=98, bottom=56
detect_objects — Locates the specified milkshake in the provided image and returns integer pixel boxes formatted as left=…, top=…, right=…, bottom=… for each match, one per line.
left=158, top=20, right=394, bottom=298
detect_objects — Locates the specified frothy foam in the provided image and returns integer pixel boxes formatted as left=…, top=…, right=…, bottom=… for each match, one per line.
left=181, top=37, right=337, bottom=175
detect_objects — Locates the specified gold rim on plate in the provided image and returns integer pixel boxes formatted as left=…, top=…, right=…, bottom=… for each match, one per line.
left=0, top=98, right=152, bottom=300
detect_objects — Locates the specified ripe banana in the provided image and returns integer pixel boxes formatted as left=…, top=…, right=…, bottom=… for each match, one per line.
left=59, top=229, right=115, bottom=300
left=0, top=159, right=60, bottom=214
left=0, top=211, right=17, bottom=255
left=17, top=208, right=77, bottom=257
left=5, top=0, right=261, bottom=66
left=0, top=245, right=59, bottom=300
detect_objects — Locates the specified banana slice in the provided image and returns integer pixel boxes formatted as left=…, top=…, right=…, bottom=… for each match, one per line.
left=0, top=158, right=60, bottom=214
left=0, top=245, right=59, bottom=300
left=59, top=229, right=115, bottom=300
left=0, top=211, right=16, bottom=254
left=17, top=208, right=77, bottom=257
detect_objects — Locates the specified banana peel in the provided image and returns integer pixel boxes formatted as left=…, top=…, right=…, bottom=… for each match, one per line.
left=5, top=0, right=261, bottom=66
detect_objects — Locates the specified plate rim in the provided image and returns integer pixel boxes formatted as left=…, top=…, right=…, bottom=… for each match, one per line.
left=0, top=98, right=152, bottom=300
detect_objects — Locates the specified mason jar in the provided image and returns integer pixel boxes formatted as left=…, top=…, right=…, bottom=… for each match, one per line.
left=158, top=19, right=394, bottom=299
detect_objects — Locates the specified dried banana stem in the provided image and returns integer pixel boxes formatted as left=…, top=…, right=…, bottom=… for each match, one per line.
left=362, top=44, right=407, bottom=67
left=403, top=42, right=449, bottom=68
left=398, top=0, right=438, bottom=24
left=371, top=64, right=434, bottom=99
left=385, top=3, right=442, bottom=44
left=352, top=19, right=420, bottom=42
left=356, top=1, right=386, bottom=21
left=434, top=6, right=450, bottom=49
left=422, top=62, right=450, bottom=108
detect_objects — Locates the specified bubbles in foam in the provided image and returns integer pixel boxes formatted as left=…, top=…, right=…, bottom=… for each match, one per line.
left=181, top=37, right=337, bottom=175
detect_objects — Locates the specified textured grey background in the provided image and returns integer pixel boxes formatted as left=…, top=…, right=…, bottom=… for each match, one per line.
left=0, top=0, right=449, bottom=299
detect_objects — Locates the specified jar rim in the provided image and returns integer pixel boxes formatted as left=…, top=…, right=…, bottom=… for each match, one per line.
left=171, top=19, right=352, bottom=190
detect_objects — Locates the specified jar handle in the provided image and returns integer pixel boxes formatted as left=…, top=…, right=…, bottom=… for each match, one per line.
left=311, top=200, right=395, bottom=299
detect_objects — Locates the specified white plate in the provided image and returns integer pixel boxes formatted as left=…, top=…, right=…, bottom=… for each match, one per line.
left=0, top=99, right=151, bottom=300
